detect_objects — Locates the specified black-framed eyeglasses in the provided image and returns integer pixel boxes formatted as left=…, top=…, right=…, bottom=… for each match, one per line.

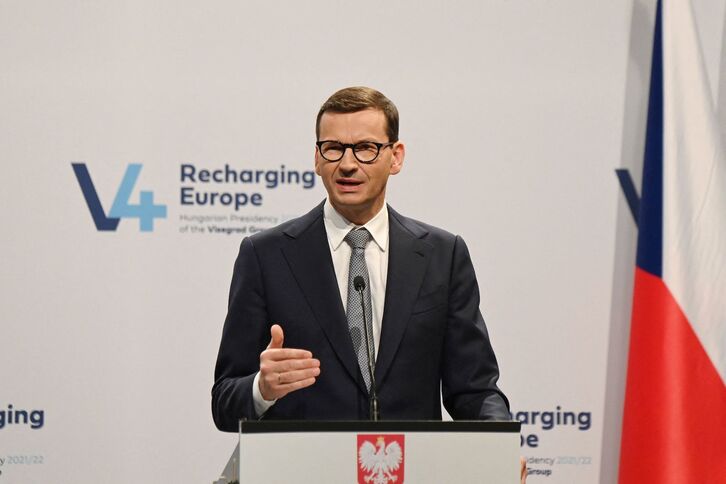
left=316, top=140, right=395, bottom=164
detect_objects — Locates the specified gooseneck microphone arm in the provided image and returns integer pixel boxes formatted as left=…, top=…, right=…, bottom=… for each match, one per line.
left=353, top=276, right=380, bottom=421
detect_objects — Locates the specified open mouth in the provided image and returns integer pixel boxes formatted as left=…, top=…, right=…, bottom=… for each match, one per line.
left=336, top=178, right=363, bottom=189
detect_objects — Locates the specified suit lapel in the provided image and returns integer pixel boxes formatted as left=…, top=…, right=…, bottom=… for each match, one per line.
left=281, top=203, right=364, bottom=391
left=376, top=207, right=432, bottom=388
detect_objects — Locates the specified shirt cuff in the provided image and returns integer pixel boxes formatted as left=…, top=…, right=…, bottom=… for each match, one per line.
left=252, top=372, right=277, bottom=417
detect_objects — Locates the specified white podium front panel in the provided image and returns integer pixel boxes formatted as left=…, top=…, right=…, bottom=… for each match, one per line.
left=236, top=421, right=520, bottom=484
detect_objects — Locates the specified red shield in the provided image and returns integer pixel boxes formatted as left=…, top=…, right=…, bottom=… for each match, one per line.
left=357, top=434, right=405, bottom=484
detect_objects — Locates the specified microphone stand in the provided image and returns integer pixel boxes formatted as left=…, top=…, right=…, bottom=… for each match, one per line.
left=355, top=278, right=380, bottom=421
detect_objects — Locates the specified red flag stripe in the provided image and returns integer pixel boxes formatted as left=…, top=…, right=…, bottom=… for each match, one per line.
left=619, top=268, right=726, bottom=483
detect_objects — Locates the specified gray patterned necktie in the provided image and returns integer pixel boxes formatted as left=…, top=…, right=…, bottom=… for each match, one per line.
left=344, top=228, right=375, bottom=390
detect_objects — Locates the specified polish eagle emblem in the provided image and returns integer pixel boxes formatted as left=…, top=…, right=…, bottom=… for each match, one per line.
left=357, top=435, right=404, bottom=484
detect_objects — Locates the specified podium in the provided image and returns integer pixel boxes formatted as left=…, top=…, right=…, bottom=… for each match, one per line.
left=215, top=420, right=521, bottom=483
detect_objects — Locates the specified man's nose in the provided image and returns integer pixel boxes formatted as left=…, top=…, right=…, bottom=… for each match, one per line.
left=338, top=148, right=359, bottom=172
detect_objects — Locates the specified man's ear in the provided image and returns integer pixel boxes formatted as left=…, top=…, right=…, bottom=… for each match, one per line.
left=314, top=147, right=322, bottom=175
left=389, top=141, right=405, bottom=175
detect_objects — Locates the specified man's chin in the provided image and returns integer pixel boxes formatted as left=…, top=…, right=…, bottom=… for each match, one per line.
left=331, top=193, right=365, bottom=206
left=330, top=195, right=388, bottom=220
left=334, top=185, right=364, bottom=196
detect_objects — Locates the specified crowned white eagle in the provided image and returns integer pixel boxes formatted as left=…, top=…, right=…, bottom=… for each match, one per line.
left=358, top=436, right=403, bottom=484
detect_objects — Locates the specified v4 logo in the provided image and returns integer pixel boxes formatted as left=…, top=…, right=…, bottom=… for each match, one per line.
left=72, top=163, right=167, bottom=232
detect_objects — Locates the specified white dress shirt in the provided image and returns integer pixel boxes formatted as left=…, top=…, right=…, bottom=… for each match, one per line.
left=322, top=198, right=389, bottom=355
left=253, top=200, right=389, bottom=416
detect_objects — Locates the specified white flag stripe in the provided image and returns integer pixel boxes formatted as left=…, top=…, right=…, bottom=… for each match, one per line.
left=663, top=0, right=726, bottom=383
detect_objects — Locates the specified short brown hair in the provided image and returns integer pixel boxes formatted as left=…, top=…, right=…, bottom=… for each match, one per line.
left=316, top=86, right=399, bottom=142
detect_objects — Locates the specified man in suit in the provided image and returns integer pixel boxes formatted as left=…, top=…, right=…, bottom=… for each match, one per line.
left=212, top=86, right=510, bottom=429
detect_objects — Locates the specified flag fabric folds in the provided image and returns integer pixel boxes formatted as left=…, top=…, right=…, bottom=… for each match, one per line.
left=619, top=0, right=726, bottom=482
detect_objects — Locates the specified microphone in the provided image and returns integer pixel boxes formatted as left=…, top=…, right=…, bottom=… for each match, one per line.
left=353, top=276, right=380, bottom=421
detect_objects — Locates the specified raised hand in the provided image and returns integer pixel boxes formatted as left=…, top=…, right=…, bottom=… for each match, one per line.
left=258, top=324, right=321, bottom=401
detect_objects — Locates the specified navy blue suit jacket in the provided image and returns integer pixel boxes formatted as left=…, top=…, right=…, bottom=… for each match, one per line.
left=212, top=202, right=509, bottom=431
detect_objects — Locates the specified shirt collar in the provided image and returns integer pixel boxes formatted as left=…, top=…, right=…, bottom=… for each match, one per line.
left=323, top=198, right=389, bottom=252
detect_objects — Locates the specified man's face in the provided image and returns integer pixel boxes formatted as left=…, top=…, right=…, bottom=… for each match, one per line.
left=315, top=108, right=404, bottom=224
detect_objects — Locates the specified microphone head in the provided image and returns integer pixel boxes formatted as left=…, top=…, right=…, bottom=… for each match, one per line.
left=353, top=276, right=366, bottom=291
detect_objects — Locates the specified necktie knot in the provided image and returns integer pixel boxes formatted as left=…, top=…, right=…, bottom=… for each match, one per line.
left=345, top=228, right=372, bottom=249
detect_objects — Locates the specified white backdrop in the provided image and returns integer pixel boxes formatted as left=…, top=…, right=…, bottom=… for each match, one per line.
left=2, top=1, right=723, bottom=482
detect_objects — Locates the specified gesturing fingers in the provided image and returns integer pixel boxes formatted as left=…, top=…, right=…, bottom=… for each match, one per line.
left=260, top=358, right=321, bottom=400
left=259, top=325, right=321, bottom=401
left=260, top=355, right=320, bottom=378
left=270, top=376, right=318, bottom=397
left=267, top=324, right=284, bottom=349
left=276, top=366, right=321, bottom=384
left=261, top=348, right=313, bottom=362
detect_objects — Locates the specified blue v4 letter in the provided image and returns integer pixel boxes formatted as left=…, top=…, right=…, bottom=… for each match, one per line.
left=72, top=163, right=167, bottom=232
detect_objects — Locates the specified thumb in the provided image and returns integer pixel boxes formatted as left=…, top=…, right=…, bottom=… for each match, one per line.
left=268, top=324, right=284, bottom=349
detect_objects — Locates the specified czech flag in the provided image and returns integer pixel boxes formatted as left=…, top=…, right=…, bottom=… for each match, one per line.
left=618, top=0, right=726, bottom=482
